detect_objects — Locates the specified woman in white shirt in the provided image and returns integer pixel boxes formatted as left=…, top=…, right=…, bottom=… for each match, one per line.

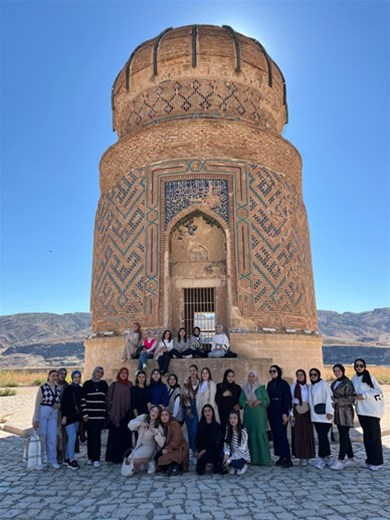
left=308, top=368, right=333, bottom=469
left=208, top=323, right=230, bottom=358
left=351, top=358, right=384, bottom=471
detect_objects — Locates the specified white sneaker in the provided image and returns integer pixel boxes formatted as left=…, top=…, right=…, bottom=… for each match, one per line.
left=87, top=459, right=93, bottom=465
left=143, top=363, right=148, bottom=370
left=315, top=458, right=326, bottom=469
left=369, top=465, right=383, bottom=471
left=135, top=369, right=140, bottom=376
left=236, top=464, right=248, bottom=475
left=147, top=460, right=156, bottom=474
left=331, top=460, right=344, bottom=471
left=343, top=458, right=356, bottom=468
left=93, top=461, right=100, bottom=468
left=51, top=463, right=61, bottom=469
left=362, top=462, right=371, bottom=469
left=228, top=467, right=235, bottom=475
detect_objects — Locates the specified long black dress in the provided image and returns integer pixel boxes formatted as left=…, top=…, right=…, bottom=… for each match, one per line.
left=105, top=381, right=133, bottom=463
left=267, top=378, right=292, bottom=461
left=215, top=381, right=242, bottom=435
left=196, top=419, right=224, bottom=475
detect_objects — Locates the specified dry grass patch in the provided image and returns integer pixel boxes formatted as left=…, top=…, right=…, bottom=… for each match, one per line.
left=324, top=365, right=390, bottom=384
left=0, top=369, right=52, bottom=387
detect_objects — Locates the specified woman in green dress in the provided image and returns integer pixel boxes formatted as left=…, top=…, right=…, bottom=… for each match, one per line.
left=239, top=370, right=271, bottom=465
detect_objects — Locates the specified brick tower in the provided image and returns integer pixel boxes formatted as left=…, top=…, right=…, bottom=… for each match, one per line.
left=85, top=25, right=323, bottom=380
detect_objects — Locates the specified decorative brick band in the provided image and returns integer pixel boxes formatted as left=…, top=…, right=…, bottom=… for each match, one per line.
left=115, top=78, right=284, bottom=137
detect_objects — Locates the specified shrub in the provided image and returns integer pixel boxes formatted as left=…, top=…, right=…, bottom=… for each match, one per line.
left=0, top=388, right=16, bottom=397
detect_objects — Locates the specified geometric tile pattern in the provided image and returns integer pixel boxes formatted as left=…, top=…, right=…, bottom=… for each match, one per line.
left=91, top=159, right=317, bottom=332
left=249, top=164, right=317, bottom=329
left=91, top=169, right=145, bottom=332
left=117, top=78, right=278, bottom=137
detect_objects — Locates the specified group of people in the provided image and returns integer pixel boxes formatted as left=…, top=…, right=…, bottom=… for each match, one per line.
left=32, top=357, right=385, bottom=475
left=122, top=323, right=235, bottom=375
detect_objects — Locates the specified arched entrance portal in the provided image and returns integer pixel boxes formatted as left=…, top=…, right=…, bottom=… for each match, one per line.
left=168, top=211, right=229, bottom=341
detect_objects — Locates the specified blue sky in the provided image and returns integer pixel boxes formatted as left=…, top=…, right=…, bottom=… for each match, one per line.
left=1, top=0, right=389, bottom=316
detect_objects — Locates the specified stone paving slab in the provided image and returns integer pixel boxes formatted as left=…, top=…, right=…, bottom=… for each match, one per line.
left=0, top=433, right=389, bottom=520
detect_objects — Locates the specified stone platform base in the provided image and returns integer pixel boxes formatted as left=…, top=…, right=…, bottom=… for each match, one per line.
left=84, top=332, right=322, bottom=384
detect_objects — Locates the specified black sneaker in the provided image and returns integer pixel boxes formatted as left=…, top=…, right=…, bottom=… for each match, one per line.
left=63, top=459, right=71, bottom=467
left=69, top=460, right=80, bottom=470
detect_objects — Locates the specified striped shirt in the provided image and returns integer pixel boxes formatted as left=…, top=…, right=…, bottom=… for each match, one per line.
left=81, top=380, right=109, bottom=420
left=224, top=428, right=251, bottom=463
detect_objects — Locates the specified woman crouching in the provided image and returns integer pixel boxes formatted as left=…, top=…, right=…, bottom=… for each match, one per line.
left=223, top=410, right=251, bottom=475
left=156, top=409, right=189, bottom=475
left=195, top=404, right=224, bottom=475
left=124, top=405, right=165, bottom=476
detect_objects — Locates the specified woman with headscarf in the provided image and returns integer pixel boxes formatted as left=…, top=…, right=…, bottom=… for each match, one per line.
left=308, top=368, right=333, bottom=469
left=351, top=358, right=384, bottom=471
left=105, top=367, right=133, bottom=464
left=156, top=408, right=189, bottom=475
left=61, top=370, right=83, bottom=470
left=125, top=405, right=165, bottom=476
left=239, top=370, right=271, bottom=466
left=185, top=326, right=207, bottom=358
left=167, top=374, right=183, bottom=424
left=215, top=369, right=242, bottom=434
left=195, top=404, right=224, bottom=475
left=267, top=365, right=293, bottom=467
left=135, top=329, right=158, bottom=374
left=32, top=369, right=61, bottom=469
left=329, top=364, right=356, bottom=470
left=290, top=369, right=315, bottom=466
left=81, top=366, right=109, bottom=468
left=121, top=322, right=142, bottom=362
left=196, top=367, right=219, bottom=423
left=208, top=323, right=230, bottom=358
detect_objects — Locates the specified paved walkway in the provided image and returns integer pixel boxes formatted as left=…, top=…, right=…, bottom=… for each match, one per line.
left=0, top=431, right=389, bottom=520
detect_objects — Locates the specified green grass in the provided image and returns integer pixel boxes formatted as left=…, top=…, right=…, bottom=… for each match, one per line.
left=0, top=388, right=16, bottom=397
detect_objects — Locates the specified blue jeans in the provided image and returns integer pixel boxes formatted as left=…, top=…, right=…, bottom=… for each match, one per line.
left=65, top=422, right=79, bottom=461
left=183, top=400, right=198, bottom=453
left=138, top=351, right=154, bottom=370
left=38, top=406, right=58, bottom=465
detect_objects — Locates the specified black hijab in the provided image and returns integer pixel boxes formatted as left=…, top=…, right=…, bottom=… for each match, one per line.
left=354, top=358, right=374, bottom=389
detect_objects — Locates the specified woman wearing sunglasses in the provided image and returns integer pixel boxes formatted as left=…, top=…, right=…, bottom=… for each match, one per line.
left=351, top=358, right=384, bottom=471
left=308, top=368, right=333, bottom=469
left=267, top=365, right=293, bottom=468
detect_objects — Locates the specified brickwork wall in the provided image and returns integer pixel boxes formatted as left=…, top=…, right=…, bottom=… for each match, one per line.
left=91, top=24, right=318, bottom=341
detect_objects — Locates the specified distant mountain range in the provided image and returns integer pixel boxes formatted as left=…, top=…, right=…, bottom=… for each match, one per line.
left=0, top=309, right=389, bottom=368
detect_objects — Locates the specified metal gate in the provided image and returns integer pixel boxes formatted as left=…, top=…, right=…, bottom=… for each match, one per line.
left=183, top=288, right=216, bottom=341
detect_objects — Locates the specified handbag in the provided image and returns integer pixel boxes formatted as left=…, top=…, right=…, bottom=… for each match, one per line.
left=295, top=402, right=309, bottom=414
left=121, top=452, right=134, bottom=477
left=314, top=403, right=326, bottom=415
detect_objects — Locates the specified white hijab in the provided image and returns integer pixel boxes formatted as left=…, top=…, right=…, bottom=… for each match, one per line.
left=243, top=370, right=260, bottom=401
